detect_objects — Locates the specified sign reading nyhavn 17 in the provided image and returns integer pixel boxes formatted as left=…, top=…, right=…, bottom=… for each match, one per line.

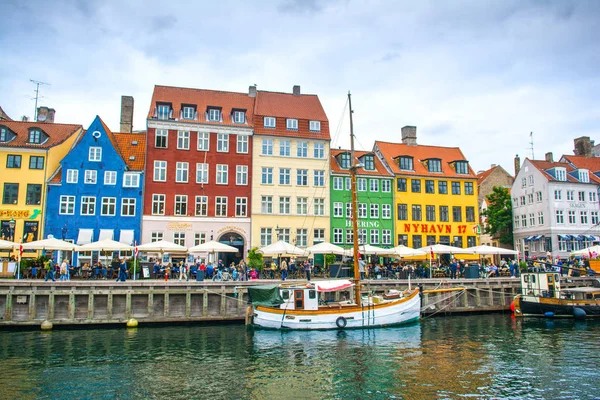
left=401, top=223, right=470, bottom=234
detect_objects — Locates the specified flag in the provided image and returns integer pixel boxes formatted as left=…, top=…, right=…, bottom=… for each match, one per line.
left=430, top=247, right=434, bottom=259
left=134, top=241, right=139, bottom=258
left=19, top=243, right=23, bottom=257
left=589, top=249, right=593, bottom=259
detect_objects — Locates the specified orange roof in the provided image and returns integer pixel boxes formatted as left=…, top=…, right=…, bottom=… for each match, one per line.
left=0, top=120, right=82, bottom=149
left=477, top=166, right=497, bottom=184
left=48, top=166, right=62, bottom=184
left=374, top=141, right=477, bottom=179
left=561, top=155, right=600, bottom=174
left=114, top=132, right=146, bottom=171
left=529, top=158, right=600, bottom=184
left=330, top=149, right=393, bottom=177
left=147, top=85, right=255, bottom=127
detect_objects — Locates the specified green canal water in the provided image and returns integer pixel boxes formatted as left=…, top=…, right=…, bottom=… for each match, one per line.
left=0, top=314, right=599, bottom=399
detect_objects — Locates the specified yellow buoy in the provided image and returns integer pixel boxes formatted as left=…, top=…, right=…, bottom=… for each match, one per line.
left=41, top=320, right=53, bottom=331
left=126, top=318, right=138, bottom=328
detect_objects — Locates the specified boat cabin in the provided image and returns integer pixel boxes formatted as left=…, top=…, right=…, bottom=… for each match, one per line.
left=520, top=272, right=561, bottom=298
left=280, top=287, right=319, bottom=311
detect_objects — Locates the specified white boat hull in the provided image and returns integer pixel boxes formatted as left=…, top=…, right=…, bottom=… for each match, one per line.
left=252, top=290, right=421, bottom=330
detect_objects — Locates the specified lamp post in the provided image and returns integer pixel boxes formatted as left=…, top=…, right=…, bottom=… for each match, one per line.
left=275, top=225, right=282, bottom=241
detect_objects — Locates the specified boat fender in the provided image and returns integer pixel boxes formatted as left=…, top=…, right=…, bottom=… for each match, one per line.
left=510, top=301, right=515, bottom=313
left=573, top=307, right=587, bottom=319
left=544, top=311, right=555, bottom=318
left=336, top=316, right=347, bottom=329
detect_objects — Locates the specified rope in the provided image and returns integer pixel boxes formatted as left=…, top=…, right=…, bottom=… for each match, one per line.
left=420, top=289, right=466, bottom=319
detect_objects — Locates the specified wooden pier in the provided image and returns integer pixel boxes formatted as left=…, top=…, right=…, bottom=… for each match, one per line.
left=0, top=277, right=596, bottom=327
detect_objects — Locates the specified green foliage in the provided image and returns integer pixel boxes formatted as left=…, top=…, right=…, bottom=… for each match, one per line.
left=324, top=254, right=336, bottom=267
left=483, top=186, right=514, bottom=246
left=518, top=261, right=527, bottom=272
left=247, top=247, right=264, bottom=272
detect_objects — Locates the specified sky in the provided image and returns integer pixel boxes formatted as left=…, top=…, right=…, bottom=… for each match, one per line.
left=1, top=0, right=599, bottom=174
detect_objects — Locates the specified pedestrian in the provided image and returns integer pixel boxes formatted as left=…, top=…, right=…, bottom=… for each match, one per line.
left=304, top=260, right=311, bottom=281
left=281, top=259, right=288, bottom=281
left=270, top=260, right=277, bottom=279
left=59, top=259, right=68, bottom=281
left=44, top=258, right=55, bottom=282
left=117, top=258, right=127, bottom=282
left=450, top=258, right=458, bottom=279
left=164, top=263, right=171, bottom=282
left=358, top=257, right=366, bottom=280
left=179, top=261, right=188, bottom=281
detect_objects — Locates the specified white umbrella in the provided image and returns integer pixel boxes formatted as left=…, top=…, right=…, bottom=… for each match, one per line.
left=22, top=237, right=80, bottom=251
left=343, top=244, right=393, bottom=256
left=305, top=241, right=346, bottom=255
left=0, top=239, right=16, bottom=250
left=388, top=245, right=427, bottom=258
left=418, top=243, right=472, bottom=254
left=137, top=240, right=188, bottom=253
left=257, top=240, right=306, bottom=256
left=571, top=245, right=600, bottom=256
left=464, top=245, right=518, bottom=255
left=79, top=239, right=133, bottom=252
left=188, top=240, right=238, bottom=254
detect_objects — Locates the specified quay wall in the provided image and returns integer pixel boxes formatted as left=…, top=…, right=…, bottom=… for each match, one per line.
left=0, top=278, right=595, bottom=327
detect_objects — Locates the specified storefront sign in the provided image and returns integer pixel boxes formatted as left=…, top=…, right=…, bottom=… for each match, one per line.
left=1, top=220, right=14, bottom=241
left=568, top=202, right=586, bottom=209
left=402, top=223, right=469, bottom=234
left=0, top=209, right=34, bottom=218
left=344, top=220, right=381, bottom=228
left=217, top=225, right=247, bottom=235
left=166, top=222, right=193, bottom=231
left=23, top=221, right=39, bottom=243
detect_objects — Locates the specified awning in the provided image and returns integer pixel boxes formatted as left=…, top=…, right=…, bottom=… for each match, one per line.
left=533, top=235, right=544, bottom=241
left=524, top=236, right=534, bottom=241
left=585, top=235, right=596, bottom=241
left=119, top=230, right=134, bottom=246
left=77, top=229, right=94, bottom=245
left=573, top=235, right=584, bottom=241
left=99, top=229, right=114, bottom=241
left=558, top=234, right=571, bottom=240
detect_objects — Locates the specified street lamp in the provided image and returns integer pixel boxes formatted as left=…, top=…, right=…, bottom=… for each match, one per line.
left=275, top=225, right=282, bottom=241
left=8, top=218, right=15, bottom=242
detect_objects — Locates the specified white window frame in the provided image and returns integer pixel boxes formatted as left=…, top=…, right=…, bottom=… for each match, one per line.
left=177, top=131, right=190, bottom=150
left=89, top=147, right=102, bottom=162
left=104, top=171, right=116, bottom=185
left=333, top=177, right=343, bottom=190
left=175, top=162, right=189, bottom=183
left=208, top=109, right=221, bottom=122
left=314, top=198, right=325, bottom=216
left=297, top=142, right=308, bottom=158
left=236, top=135, right=248, bottom=154
left=286, top=118, right=298, bottom=130
left=123, top=172, right=140, bottom=187
left=195, top=196, right=208, bottom=216
left=370, top=230, right=379, bottom=245
left=264, top=117, right=276, bottom=128
left=101, top=197, right=116, bottom=216
left=370, top=203, right=379, bottom=218
left=121, top=198, right=136, bottom=217
left=382, top=229, right=391, bottom=245
left=196, top=163, right=208, bottom=184
left=333, top=202, right=343, bottom=217
left=261, top=196, right=273, bottom=214
left=216, top=164, right=228, bottom=185
left=309, top=120, right=321, bottom=132
left=233, top=111, right=245, bottom=124
left=215, top=196, right=227, bottom=217
left=279, top=168, right=290, bottom=185
left=370, top=179, right=379, bottom=192
left=279, top=140, right=291, bottom=156
left=84, top=170, right=97, bottom=184
left=152, top=194, right=166, bottom=215
left=81, top=196, right=96, bottom=216
left=313, top=170, right=325, bottom=187
left=314, top=143, right=325, bottom=159
left=262, top=167, right=273, bottom=185
left=197, top=132, right=209, bottom=151
left=59, top=195, right=75, bottom=215
left=236, top=165, right=248, bottom=185
left=151, top=232, right=164, bottom=242
left=279, top=197, right=290, bottom=214
left=235, top=197, right=247, bottom=217
left=217, top=133, right=229, bottom=152
left=66, top=169, right=78, bottom=184
left=182, top=107, right=195, bottom=120
left=155, top=129, right=168, bottom=148
left=262, top=139, right=273, bottom=155
left=174, top=195, right=188, bottom=216
left=154, top=161, right=167, bottom=182
left=297, top=197, right=308, bottom=215
left=297, top=169, right=308, bottom=186
left=357, top=178, right=367, bottom=191
left=382, top=204, right=391, bottom=219
left=333, top=228, right=343, bottom=244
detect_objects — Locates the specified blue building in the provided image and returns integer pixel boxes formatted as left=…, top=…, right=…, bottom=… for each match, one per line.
left=45, top=116, right=146, bottom=265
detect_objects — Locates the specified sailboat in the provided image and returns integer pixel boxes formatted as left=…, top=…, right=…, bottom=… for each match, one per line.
left=246, top=92, right=422, bottom=330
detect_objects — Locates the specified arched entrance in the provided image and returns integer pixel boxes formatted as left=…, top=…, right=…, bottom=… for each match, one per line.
left=218, top=232, right=245, bottom=267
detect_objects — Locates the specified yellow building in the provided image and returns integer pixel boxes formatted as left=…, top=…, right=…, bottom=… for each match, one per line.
left=0, top=118, right=82, bottom=256
left=375, top=126, right=479, bottom=256
left=250, top=86, right=330, bottom=249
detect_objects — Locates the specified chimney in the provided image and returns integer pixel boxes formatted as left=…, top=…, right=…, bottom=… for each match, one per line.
left=248, top=85, right=257, bottom=98
left=293, top=85, right=301, bottom=96
left=514, top=154, right=521, bottom=176
left=21, top=115, right=29, bottom=122
left=120, top=95, right=134, bottom=133
left=401, top=126, right=417, bottom=146
left=574, top=136, right=593, bottom=158
left=36, top=106, right=55, bottom=123
left=545, top=152, right=553, bottom=162
left=491, top=164, right=497, bottom=168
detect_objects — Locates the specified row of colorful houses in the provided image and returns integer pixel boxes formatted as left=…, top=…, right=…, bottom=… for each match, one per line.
left=1, top=85, right=482, bottom=266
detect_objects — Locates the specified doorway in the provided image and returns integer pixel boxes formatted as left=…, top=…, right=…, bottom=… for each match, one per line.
left=218, top=232, right=244, bottom=267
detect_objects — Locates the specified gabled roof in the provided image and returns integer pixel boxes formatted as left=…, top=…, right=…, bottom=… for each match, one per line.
left=0, top=120, right=82, bottom=149
left=0, top=106, right=11, bottom=121
left=529, top=158, right=600, bottom=184
left=254, top=91, right=328, bottom=121
left=375, top=141, right=477, bottom=179
left=147, top=85, right=255, bottom=127
left=561, top=155, right=600, bottom=175
left=330, top=149, right=393, bottom=177
left=48, top=166, right=62, bottom=184
left=114, top=132, right=146, bottom=171
left=477, top=165, right=514, bottom=185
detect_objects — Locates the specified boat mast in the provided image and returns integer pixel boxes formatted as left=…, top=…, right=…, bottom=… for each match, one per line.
left=348, top=92, right=361, bottom=303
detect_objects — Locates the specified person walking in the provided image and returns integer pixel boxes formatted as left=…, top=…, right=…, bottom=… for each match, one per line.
left=59, top=259, right=68, bottom=281
left=44, top=258, right=55, bottom=282
left=164, top=263, right=171, bottom=282
left=179, top=261, right=188, bottom=281
left=358, top=257, right=366, bottom=280
left=116, top=258, right=127, bottom=282
left=281, top=259, right=288, bottom=281
left=304, top=260, right=311, bottom=281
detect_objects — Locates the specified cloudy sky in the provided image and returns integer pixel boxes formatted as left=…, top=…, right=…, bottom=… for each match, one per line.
left=1, top=0, right=599, bottom=173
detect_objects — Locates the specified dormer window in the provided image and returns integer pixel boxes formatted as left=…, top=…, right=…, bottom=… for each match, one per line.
left=28, top=129, right=42, bottom=144
left=556, top=167, right=567, bottom=181
left=399, top=156, right=413, bottom=171
left=309, top=121, right=321, bottom=132
left=207, top=108, right=221, bottom=122
left=0, top=127, right=7, bottom=142
left=339, top=153, right=351, bottom=169
left=287, top=119, right=298, bottom=130
left=455, top=161, right=469, bottom=174
left=427, top=158, right=442, bottom=173
left=363, top=155, right=375, bottom=170
left=233, top=110, right=246, bottom=124
left=181, top=106, right=196, bottom=120
left=578, top=169, right=589, bottom=183
left=157, top=104, right=171, bottom=120
left=264, top=117, right=276, bottom=128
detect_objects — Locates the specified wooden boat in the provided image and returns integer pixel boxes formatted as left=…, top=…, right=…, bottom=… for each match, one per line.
left=513, top=271, right=600, bottom=319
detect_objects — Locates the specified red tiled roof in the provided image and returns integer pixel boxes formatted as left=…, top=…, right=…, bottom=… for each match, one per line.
left=147, top=85, right=256, bottom=127
left=375, top=141, right=477, bottom=179
left=330, top=149, right=393, bottom=177
left=48, top=166, right=62, bottom=184
left=477, top=166, right=497, bottom=184
left=561, top=155, right=600, bottom=174
left=114, top=132, right=146, bottom=171
left=0, top=120, right=82, bottom=149
left=529, top=158, right=600, bottom=184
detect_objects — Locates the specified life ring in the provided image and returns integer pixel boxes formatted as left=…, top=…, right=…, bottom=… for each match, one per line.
left=336, top=316, right=347, bottom=329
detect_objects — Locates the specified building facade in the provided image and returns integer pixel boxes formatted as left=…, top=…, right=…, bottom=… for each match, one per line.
left=374, top=126, right=479, bottom=253
left=250, top=85, right=330, bottom=249
left=0, top=115, right=82, bottom=256
left=143, top=85, right=254, bottom=265
left=477, top=164, right=514, bottom=249
left=330, top=149, right=394, bottom=248
left=45, top=116, right=146, bottom=265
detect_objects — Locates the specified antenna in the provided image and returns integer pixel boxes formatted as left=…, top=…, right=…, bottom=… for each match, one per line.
left=529, top=131, right=534, bottom=159
left=30, top=79, right=50, bottom=121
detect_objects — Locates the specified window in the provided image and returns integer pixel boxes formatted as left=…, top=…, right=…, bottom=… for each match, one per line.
left=426, top=205, right=436, bottom=221
left=279, top=197, right=290, bottom=214
left=151, top=232, right=164, bottom=243
left=286, top=118, right=298, bottom=130
left=427, top=235, right=436, bottom=246
left=364, top=155, right=375, bottom=170
left=88, top=147, right=102, bottom=162
left=104, top=171, right=116, bottom=185
left=59, top=195, right=75, bottom=215
left=25, top=184, right=42, bottom=205
left=195, top=196, right=208, bottom=216
left=296, top=229, right=308, bottom=247
left=235, top=197, right=247, bottom=217
left=182, top=106, right=195, bottom=120
left=236, top=165, right=248, bottom=185
left=578, top=191, right=585, bottom=201
left=346, top=229, right=354, bottom=245
left=157, top=104, right=170, bottom=120
left=29, top=156, right=44, bottom=169
left=382, top=180, right=391, bottom=192
left=397, top=204, right=408, bottom=220
left=314, top=143, right=325, bottom=159
left=279, top=140, right=291, bottom=156
left=101, top=197, right=116, bottom=216
left=197, top=132, right=209, bottom=151
left=333, top=228, right=343, bottom=244
left=514, top=215, right=520, bottom=228
left=173, top=232, right=185, bottom=247
left=215, top=197, right=227, bottom=216
left=581, top=211, right=588, bottom=224
left=370, top=203, right=379, bottom=218
left=264, top=117, right=276, bottom=128
left=382, top=230, right=391, bottom=245
left=196, top=163, right=208, bottom=184
left=555, top=168, right=566, bottom=181
left=123, top=172, right=140, bottom=187
left=261, top=196, right=273, bottom=214
left=236, top=135, right=248, bottom=153
left=452, top=206, right=462, bottom=222
left=28, top=129, right=41, bottom=144
left=346, top=203, right=353, bottom=218
left=121, top=198, right=136, bottom=216
left=579, top=170, right=589, bottom=183
left=358, top=203, right=367, bottom=218
left=466, top=206, right=475, bottom=222
left=333, top=202, right=343, bottom=217
left=152, top=194, right=165, bottom=215
left=370, top=230, right=379, bottom=245
left=590, top=192, right=598, bottom=202
left=216, top=164, right=228, bottom=184
left=230, top=110, right=245, bottom=123
left=358, top=229, right=367, bottom=244
left=451, top=182, right=461, bottom=195
left=556, top=210, right=564, bottom=224
left=262, top=167, right=273, bottom=184
left=529, top=213, right=535, bottom=226
left=80, top=196, right=96, bottom=215
left=340, top=153, right=351, bottom=168
left=66, top=169, right=78, bottom=184
left=382, top=204, right=391, bottom=219
left=155, top=129, right=168, bottom=148
left=536, top=192, right=543, bottom=202
left=0, top=127, right=7, bottom=142
left=175, top=162, right=188, bottom=183
left=278, top=168, right=291, bottom=185
left=411, top=179, right=421, bottom=193
left=438, top=181, right=448, bottom=194
left=314, top=198, right=325, bottom=216
left=260, top=228, right=272, bottom=246
left=175, top=131, right=189, bottom=150
left=84, top=170, right=97, bottom=184
left=314, top=170, right=325, bottom=187
left=370, top=179, right=379, bottom=192
left=520, top=196, right=526, bottom=206
left=345, top=178, right=352, bottom=191
left=6, top=155, right=21, bottom=168
left=262, top=139, right=273, bottom=155
left=154, top=161, right=166, bottom=182
left=412, top=205, right=422, bottom=221
left=465, top=182, right=474, bottom=195
left=538, top=212, right=545, bottom=225
left=217, top=133, right=229, bottom=152
left=309, top=121, right=321, bottom=132
left=455, top=161, right=469, bottom=174
left=175, top=195, right=188, bottom=216
left=425, top=180, right=435, bottom=194
left=554, top=190, right=562, bottom=200
left=428, top=159, right=442, bottom=172
left=358, top=178, right=367, bottom=191
left=297, top=169, right=308, bottom=186
left=208, top=108, right=221, bottom=121
left=397, top=178, right=407, bottom=192
left=297, top=142, right=308, bottom=158
left=333, top=177, right=343, bottom=190
left=413, top=235, right=422, bottom=249
left=521, top=214, right=527, bottom=227
left=297, top=197, right=308, bottom=215
left=399, top=157, right=413, bottom=170
left=528, top=193, right=534, bottom=204
left=439, top=206, right=449, bottom=222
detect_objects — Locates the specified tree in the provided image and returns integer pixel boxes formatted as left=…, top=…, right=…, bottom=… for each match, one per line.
left=247, top=247, right=264, bottom=272
left=482, top=186, right=514, bottom=246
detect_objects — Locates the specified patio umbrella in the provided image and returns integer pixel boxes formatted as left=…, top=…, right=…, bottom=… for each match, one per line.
left=79, top=239, right=134, bottom=274
left=188, top=240, right=238, bottom=265
left=418, top=243, right=472, bottom=254
left=464, top=245, right=518, bottom=255
left=257, top=240, right=306, bottom=256
left=343, top=244, right=393, bottom=256
left=571, top=245, right=600, bottom=257
left=0, top=239, right=16, bottom=250
left=388, top=245, right=427, bottom=258
left=137, top=240, right=188, bottom=253
left=21, top=237, right=80, bottom=251
left=305, top=242, right=345, bottom=255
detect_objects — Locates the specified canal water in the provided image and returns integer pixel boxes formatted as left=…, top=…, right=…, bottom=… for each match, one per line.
left=0, top=314, right=599, bottom=399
